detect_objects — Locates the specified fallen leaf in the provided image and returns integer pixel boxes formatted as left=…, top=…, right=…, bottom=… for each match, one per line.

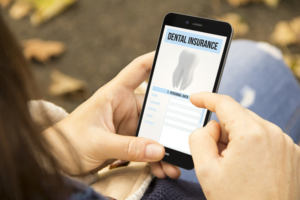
left=49, top=69, right=86, bottom=96
left=283, top=54, right=294, bottom=68
left=226, top=0, right=252, bottom=7
left=263, top=0, right=280, bottom=8
left=226, top=0, right=279, bottom=7
left=290, top=16, right=300, bottom=44
left=0, top=0, right=12, bottom=8
left=217, top=13, right=249, bottom=37
left=109, top=160, right=130, bottom=170
left=26, top=0, right=77, bottom=26
left=23, top=39, right=65, bottom=63
left=271, top=16, right=300, bottom=46
left=283, top=54, right=300, bottom=79
left=9, top=1, right=33, bottom=20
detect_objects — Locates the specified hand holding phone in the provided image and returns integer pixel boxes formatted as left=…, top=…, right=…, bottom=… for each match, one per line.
left=136, top=13, right=233, bottom=169
left=189, top=92, right=300, bottom=199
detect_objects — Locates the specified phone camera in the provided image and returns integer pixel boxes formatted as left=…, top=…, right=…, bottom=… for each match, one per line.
left=185, top=21, right=189, bottom=25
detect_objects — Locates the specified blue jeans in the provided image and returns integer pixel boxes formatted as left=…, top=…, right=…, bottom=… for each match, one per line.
left=180, top=40, right=300, bottom=183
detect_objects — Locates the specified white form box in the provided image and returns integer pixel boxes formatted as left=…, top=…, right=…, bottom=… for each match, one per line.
left=166, top=111, right=199, bottom=125
left=159, top=125, right=191, bottom=154
left=164, top=118, right=197, bottom=131
left=167, top=105, right=201, bottom=118
left=169, top=97, right=198, bottom=109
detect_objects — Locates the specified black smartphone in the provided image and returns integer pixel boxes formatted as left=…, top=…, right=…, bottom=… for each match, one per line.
left=136, top=13, right=233, bottom=169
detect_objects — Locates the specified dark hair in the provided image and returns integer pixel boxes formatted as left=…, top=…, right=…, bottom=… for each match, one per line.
left=0, top=14, right=70, bottom=199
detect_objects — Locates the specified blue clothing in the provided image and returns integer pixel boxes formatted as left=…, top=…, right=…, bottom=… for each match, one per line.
left=70, top=40, right=300, bottom=199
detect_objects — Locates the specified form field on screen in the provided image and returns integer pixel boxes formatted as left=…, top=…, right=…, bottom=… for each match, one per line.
left=169, top=98, right=198, bottom=109
left=167, top=105, right=201, bottom=118
left=166, top=111, right=199, bottom=124
left=164, top=118, right=197, bottom=131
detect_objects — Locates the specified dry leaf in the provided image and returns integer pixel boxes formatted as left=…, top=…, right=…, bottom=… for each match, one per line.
left=290, top=16, right=300, bottom=44
left=283, top=54, right=294, bottom=68
left=217, top=13, right=249, bottom=37
left=23, top=39, right=65, bottom=63
left=9, top=1, right=33, bottom=20
left=109, top=160, right=130, bottom=170
left=226, top=0, right=252, bottom=7
left=283, top=54, right=300, bottom=79
left=271, top=21, right=297, bottom=46
left=263, top=0, right=280, bottom=8
left=27, top=0, right=77, bottom=26
left=226, top=0, right=279, bottom=7
left=271, top=16, right=300, bottom=46
left=49, top=69, right=86, bottom=96
left=0, top=0, right=12, bottom=8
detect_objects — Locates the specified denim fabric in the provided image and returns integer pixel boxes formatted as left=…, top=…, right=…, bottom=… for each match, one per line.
left=180, top=39, right=300, bottom=183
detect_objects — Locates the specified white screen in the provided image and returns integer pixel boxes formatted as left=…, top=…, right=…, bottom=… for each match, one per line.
left=138, top=25, right=227, bottom=154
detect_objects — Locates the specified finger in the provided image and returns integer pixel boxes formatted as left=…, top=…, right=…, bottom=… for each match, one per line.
left=189, top=120, right=221, bottom=166
left=115, top=51, right=155, bottom=90
left=161, top=162, right=181, bottom=179
left=149, top=162, right=166, bottom=179
left=190, top=92, right=253, bottom=133
left=135, top=94, right=145, bottom=114
left=102, top=133, right=165, bottom=162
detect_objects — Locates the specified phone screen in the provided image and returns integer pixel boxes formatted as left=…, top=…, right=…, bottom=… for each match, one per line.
left=138, top=25, right=227, bottom=155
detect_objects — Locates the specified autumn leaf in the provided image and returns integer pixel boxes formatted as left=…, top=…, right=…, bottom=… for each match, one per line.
left=271, top=16, right=300, bottom=46
left=290, top=16, right=300, bottom=44
left=9, top=1, right=32, bottom=20
left=283, top=54, right=300, bottom=79
left=263, top=0, right=280, bottom=8
left=226, top=0, right=280, bottom=8
left=23, top=39, right=65, bottom=63
left=49, top=69, right=86, bottom=96
left=226, top=0, right=252, bottom=7
left=26, top=0, right=77, bottom=26
left=0, top=0, right=11, bottom=8
left=217, top=13, right=249, bottom=37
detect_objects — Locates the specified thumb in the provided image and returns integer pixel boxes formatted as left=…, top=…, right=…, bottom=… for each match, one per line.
left=102, top=133, right=165, bottom=162
left=189, top=120, right=221, bottom=167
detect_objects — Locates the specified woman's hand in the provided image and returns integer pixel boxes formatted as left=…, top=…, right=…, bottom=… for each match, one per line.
left=189, top=92, right=300, bottom=200
left=45, top=52, right=180, bottom=179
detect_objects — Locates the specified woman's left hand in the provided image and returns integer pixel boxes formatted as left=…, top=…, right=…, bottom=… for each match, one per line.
left=46, top=52, right=181, bottom=179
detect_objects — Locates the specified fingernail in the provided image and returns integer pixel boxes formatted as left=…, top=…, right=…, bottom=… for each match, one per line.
left=145, top=144, right=164, bottom=160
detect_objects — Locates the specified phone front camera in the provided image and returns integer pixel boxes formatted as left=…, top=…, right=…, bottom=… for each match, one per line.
left=185, top=21, right=189, bottom=24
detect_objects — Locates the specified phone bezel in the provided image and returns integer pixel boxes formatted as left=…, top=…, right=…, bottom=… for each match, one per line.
left=135, top=13, right=233, bottom=170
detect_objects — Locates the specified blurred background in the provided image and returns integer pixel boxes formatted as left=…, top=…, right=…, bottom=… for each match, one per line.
left=1, top=0, right=299, bottom=112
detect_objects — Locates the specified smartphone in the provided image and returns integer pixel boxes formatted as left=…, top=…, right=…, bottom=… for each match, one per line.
left=136, top=13, right=233, bottom=169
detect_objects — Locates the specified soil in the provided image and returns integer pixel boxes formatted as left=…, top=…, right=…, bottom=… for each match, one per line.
left=2, top=0, right=300, bottom=112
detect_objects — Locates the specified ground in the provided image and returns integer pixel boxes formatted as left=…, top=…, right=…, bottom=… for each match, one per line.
left=2, top=0, right=300, bottom=112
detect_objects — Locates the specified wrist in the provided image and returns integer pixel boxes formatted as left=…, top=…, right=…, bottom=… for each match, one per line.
left=43, top=123, right=80, bottom=175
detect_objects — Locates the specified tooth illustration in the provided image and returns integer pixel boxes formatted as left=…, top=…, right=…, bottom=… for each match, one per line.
left=172, top=49, right=200, bottom=90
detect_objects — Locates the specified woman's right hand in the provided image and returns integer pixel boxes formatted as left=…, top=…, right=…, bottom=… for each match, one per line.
left=189, top=92, right=300, bottom=200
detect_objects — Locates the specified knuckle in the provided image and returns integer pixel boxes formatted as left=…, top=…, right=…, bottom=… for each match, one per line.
left=284, top=134, right=295, bottom=148
left=132, top=56, right=149, bottom=72
left=221, top=95, right=234, bottom=102
left=268, top=123, right=284, bottom=138
left=189, top=129, right=202, bottom=143
left=195, top=164, right=212, bottom=181
left=126, top=139, right=140, bottom=160
left=216, top=95, right=235, bottom=112
left=248, top=123, right=266, bottom=141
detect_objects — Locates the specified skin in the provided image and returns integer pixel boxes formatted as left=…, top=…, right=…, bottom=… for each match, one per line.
left=45, top=51, right=300, bottom=199
left=45, top=51, right=180, bottom=179
left=189, top=93, right=300, bottom=200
